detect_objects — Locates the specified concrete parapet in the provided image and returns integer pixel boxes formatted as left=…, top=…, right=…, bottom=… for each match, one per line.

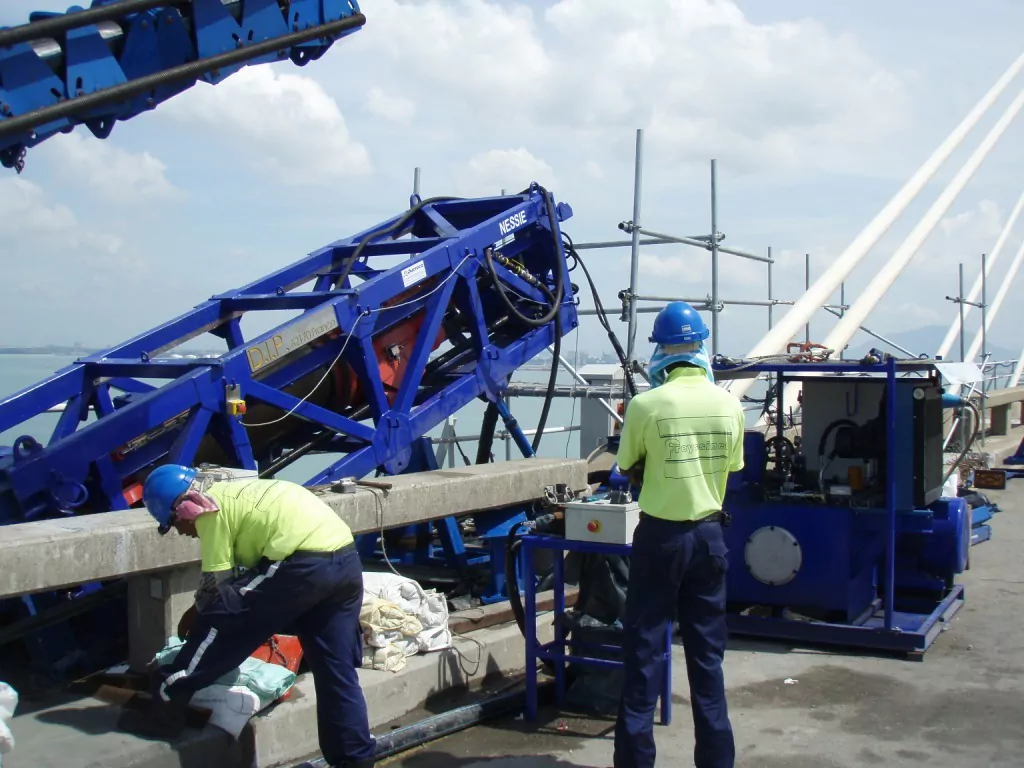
left=0, top=458, right=588, bottom=600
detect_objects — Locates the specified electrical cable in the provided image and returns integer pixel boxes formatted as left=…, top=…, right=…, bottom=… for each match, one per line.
left=563, top=234, right=638, bottom=399
left=241, top=313, right=366, bottom=428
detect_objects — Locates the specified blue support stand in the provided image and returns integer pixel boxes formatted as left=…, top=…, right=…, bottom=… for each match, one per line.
left=519, top=534, right=672, bottom=725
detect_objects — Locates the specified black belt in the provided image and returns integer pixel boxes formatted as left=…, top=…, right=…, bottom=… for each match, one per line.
left=642, top=511, right=730, bottom=526
left=290, top=542, right=356, bottom=559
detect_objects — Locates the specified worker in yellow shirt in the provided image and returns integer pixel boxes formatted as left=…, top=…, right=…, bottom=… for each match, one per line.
left=612, top=302, right=745, bottom=768
left=118, top=465, right=375, bottom=768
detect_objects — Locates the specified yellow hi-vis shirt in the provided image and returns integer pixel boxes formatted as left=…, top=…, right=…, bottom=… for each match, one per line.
left=616, top=366, right=746, bottom=522
left=194, top=479, right=354, bottom=572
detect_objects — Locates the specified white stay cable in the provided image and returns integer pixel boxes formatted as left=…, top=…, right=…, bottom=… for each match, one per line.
left=937, top=190, right=1024, bottom=359
left=766, top=86, right=1024, bottom=421
left=727, top=52, right=1024, bottom=402
left=966, top=237, right=1024, bottom=363
left=1010, top=347, right=1024, bottom=387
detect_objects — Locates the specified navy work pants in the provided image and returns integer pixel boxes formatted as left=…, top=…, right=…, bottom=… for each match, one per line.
left=613, top=514, right=734, bottom=768
left=160, top=546, right=375, bottom=767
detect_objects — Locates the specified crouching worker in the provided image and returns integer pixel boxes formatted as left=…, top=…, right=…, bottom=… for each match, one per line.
left=117, top=465, right=376, bottom=768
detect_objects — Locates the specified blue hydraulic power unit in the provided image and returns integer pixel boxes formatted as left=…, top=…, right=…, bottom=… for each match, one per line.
left=715, top=357, right=969, bottom=655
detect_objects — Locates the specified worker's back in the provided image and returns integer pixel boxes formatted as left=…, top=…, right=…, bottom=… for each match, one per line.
left=196, top=478, right=354, bottom=572
left=617, top=366, right=746, bottom=522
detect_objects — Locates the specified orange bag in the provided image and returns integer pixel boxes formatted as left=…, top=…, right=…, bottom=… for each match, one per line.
left=250, top=635, right=304, bottom=702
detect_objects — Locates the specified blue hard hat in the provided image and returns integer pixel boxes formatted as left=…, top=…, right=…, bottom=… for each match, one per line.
left=649, top=301, right=709, bottom=345
left=143, top=464, right=197, bottom=534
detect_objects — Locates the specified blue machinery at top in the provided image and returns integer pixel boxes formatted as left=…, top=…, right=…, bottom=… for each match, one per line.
left=1, top=0, right=366, bottom=172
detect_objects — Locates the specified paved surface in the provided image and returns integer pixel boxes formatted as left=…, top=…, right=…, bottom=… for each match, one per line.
left=376, top=481, right=1024, bottom=767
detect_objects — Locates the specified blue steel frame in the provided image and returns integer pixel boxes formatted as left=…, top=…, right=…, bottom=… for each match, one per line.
left=519, top=533, right=672, bottom=725
left=1, top=0, right=365, bottom=170
left=714, top=357, right=965, bottom=654
left=0, top=186, right=579, bottom=522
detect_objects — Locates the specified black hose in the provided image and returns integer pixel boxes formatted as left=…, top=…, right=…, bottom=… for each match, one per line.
left=476, top=401, right=499, bottom=464
left=483, top=186, right=565, bottom=328
left=290, top=679, right=555, bottom=767
left=332, top=194, right=462, bottom=290
left=506, top=527, right=527, bottom=636
left=0, top=12, right=368, bottom=141
left=533, top=308, right=561, bottom=453
left=565, top=236, right=637, bottom=399
left=0, top=0, right=191, bottom=48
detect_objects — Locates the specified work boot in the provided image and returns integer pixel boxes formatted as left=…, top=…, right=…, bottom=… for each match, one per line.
left=116, top=694, right=189, bottom=739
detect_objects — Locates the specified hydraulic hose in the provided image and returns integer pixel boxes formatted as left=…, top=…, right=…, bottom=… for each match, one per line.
left=483, top=184, right=568, bottom=451
left=0, top=0, right=192, bottom=48
left=944, top=400, right=981, bottom=485
left=290, top=678, right=555, bottom=767
left=476, top=401, right=500, bottom=464
left=0, top=12, right=368, bottom=140
left=504, top=524, right=557, bottom=674
left=566, top=235, right=638, bottom=399
left=332, top=194, right=463, bottom=290
left=533, top=308, right=561, bottom=453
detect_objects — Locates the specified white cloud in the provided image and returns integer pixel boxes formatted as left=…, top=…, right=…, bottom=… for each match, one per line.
left=0, top=179, right=144, bottom=334
left=1, top=178, right=123, bottom=254
left=165, top=65, right=371, bottom=184
left=457, top=148, right=556, bottom=196
left=343, top=0, right=909, bottom=177
left=364, top=87, right=416, bottom=124
left=583, top=160, right=605, bottom=181
left=46, top=133, right=182, bottom=204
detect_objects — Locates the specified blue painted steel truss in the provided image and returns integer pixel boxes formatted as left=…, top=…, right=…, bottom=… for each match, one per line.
left=0, top=185, right=579, bottom=523
left=0, top=0, right=365, bottom=171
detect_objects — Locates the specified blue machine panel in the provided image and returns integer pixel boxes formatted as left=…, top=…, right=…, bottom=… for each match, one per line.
left=724, top=501, right=882, bottom=622
left=714, top=359, right=969, bottom=655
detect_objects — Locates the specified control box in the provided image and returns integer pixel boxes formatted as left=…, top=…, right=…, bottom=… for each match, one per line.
left=564, top=498, right=642, bottom=545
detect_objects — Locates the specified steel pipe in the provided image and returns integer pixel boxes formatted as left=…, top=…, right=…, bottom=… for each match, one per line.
left=728, top=51, right=1024, bottom=400
left=938, top=190, right=1024, bottom=359
left=821, top=307, right=916, bottom=357
left=966, top=239, right=1024, bottom=363
left=622, top=225, right=771, bottom=263
left=625, top=128, right=644, bottom=372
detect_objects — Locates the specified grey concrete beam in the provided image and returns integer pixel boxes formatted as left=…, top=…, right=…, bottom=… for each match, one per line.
left=0, top=458, right=587, bottom=599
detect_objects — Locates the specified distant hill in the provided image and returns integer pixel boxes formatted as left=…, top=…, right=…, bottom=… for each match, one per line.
left=844, top=324, right=1016, bottom=363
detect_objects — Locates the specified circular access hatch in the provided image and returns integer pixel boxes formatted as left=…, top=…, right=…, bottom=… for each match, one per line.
left=744, top=525, right=803, bottom=586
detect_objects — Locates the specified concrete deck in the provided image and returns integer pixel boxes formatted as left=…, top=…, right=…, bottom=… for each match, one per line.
left=0, top=458, right=588, bottom=598
left=4, top=434, right=1023, bottom=767
left=3, top=612, right=556, bottom=768
left=370, top=430, right=1024, bottom=768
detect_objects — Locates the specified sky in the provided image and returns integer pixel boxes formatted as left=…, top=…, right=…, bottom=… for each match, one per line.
left=3, top=0, right=1024, bottom=363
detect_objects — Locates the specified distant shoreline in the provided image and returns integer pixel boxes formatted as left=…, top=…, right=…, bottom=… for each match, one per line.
left=0, top=348, right=95, bottom=356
